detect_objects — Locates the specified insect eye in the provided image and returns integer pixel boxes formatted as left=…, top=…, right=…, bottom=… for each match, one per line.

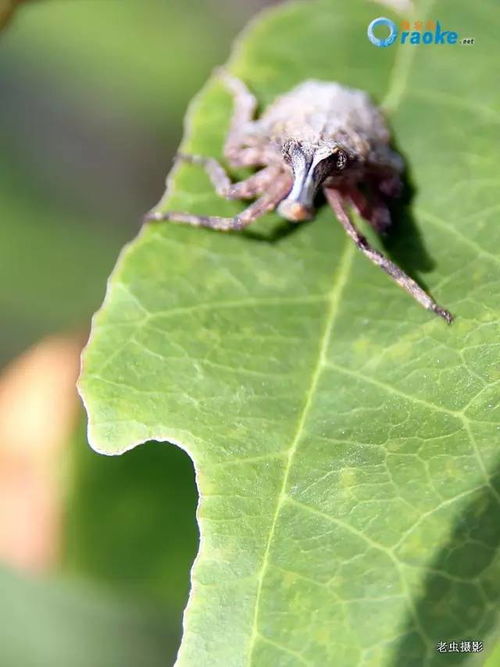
left=334, top=149, right=348, bottom=170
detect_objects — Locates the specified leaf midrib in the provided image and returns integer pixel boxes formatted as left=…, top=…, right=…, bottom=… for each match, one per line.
left=246, top=239, right=355, bottom=661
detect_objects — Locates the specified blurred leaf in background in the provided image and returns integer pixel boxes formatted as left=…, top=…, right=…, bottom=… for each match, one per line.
left=64, top=430, right=198, bottom=612
left=0, top=567, right=179, bottom=667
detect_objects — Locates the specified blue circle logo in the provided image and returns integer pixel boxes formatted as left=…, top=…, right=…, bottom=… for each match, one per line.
left=367, top=17, right=398, bottom=47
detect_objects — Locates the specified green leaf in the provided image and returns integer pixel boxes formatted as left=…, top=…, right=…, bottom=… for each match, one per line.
left=79, top=0, right=500, bottom=664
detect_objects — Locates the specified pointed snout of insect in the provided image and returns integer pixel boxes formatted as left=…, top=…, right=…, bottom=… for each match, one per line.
left=278, top=153, right=321, bottom=222
left=277, top=198, right=314, bottom=222
left=277, top=179, right=317, bottom=222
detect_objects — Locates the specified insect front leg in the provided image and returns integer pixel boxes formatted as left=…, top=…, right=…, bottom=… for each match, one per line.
left=176, top=154, right=280, bottom=200
left=324, top=187, right=453, bottom=323
left=145, top=173, right=291, bottom=231
left=217, top=69, right=268, bottom=168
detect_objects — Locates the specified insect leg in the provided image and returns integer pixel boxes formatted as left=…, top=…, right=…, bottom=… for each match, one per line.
left=324, top=187, right=453, bottom=323
left=217, top=69, right=265, bottom=167
left=347, top=186, right=392, bottom=234
left=145, top=174, right=291, bottom=231
left=176, top=154, right=280, bottom=200
left=217, top=69, right=257, bottom=122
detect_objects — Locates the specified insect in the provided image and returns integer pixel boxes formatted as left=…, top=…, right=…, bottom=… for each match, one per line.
left=145, top=70, right=453, bottom=323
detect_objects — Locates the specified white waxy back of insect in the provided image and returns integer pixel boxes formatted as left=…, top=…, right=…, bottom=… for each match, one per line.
left=256, top=80, right=390, bottom=155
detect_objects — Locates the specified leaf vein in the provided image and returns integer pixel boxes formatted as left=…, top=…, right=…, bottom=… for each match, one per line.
left=246, top=240, right=355, bottom=665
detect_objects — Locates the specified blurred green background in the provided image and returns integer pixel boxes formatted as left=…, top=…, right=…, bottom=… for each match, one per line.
left=0, top=1, right=272, bottom=664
